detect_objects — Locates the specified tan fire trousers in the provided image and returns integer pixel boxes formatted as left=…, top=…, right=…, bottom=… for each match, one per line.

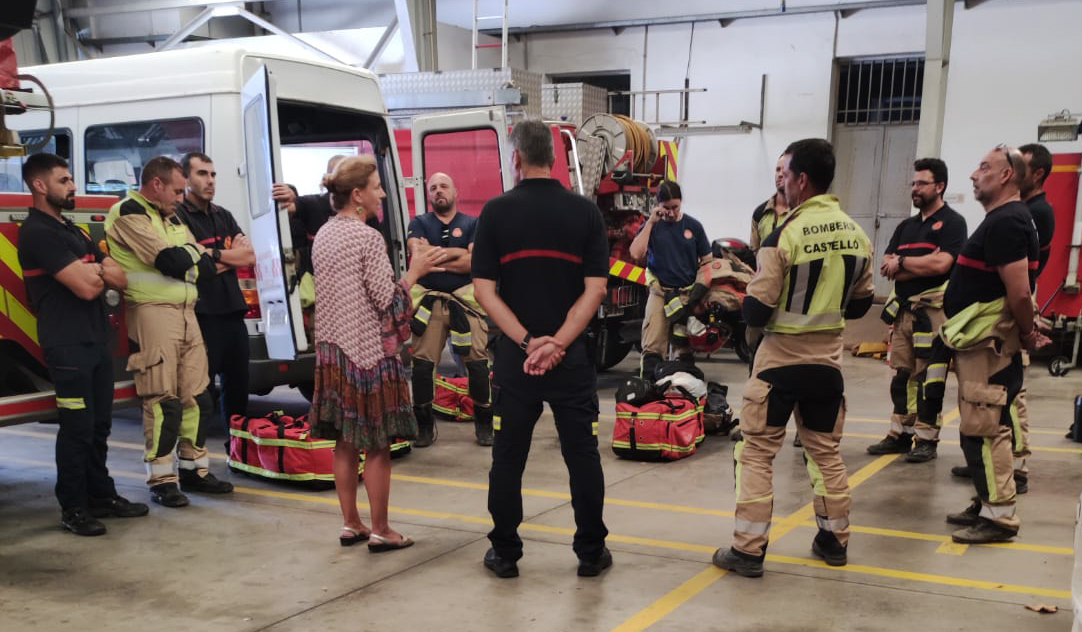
left=126, top=303, right=211, bottom=487
left=641, top=281, right=690, bottom=358
left=888, top=306, right=947, bottom=442
left=733, top=331, right=851, bottom=558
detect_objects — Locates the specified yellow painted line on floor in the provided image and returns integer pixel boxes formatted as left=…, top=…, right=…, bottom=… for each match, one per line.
left=936, top=541, right=969, bottom=555
left=766, top=554, right=1071, bottom=600
left=610, top=454, right=899, bottom=632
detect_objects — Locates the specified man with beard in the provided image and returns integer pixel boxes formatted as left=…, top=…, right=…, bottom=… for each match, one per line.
left=18, top=153, right=148, bottom=535
left=866, top=158, right=967, bottom=463
left=175, top=152, right=255, bottom=434
left=750, top=154, right=792, bottom=253
left=406, top=173, right=492, bottom=447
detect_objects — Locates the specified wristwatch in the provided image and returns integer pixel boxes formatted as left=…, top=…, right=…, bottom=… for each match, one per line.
left=897, top=255, right=906, bottom=271
left=519, top=333, right=532, bottom=351
left=211, top=248, right=222, bottom=263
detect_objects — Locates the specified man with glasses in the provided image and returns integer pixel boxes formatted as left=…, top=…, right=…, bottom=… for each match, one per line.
left=750, top=154, right=791, bottom=254
left=406, top=172, right=492, bottom=447
left=629, top=180, right=712, bottom=379
left=940, top=145, right=1039, bottom=543
left=867, top=158, right=967, bottom=462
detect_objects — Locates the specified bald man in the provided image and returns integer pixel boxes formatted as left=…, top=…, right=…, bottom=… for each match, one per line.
left=407, top=173, right=492, bottom=447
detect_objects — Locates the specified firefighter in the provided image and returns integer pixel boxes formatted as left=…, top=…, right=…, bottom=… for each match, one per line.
left=942, top=145, right=1040, bottom=544
left=406, top=172, right=492, bottom=447
left=629, top=180, right=712, bottom=379
left=713, top=138, right=875, bottom=577
left=105, top=156, right=234, bottom=507
left=866, top=158, right=967, bottom=462
left=749, top=154, right=791, bottom=253
left=18, top=153, right=149, bottom=536
left=176, top=152, right=256, bottom=434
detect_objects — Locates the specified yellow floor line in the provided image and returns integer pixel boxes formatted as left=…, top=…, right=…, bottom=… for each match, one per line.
left=936, top=541, right=969, bottom=555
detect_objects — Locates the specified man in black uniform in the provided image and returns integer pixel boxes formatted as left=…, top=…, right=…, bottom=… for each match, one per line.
left=1019, top=143, right=1055, bottom=277
left=272, top=155, right=345, bottom=279
left=176, top=152, right=255, bottom=432
left=942, top=145, right=1040, bottom=543
left=18, top=153, right=149, bottom=536
left=867, top=158, right=967, bottom=462
left=473, top=120, right=611, bottom=579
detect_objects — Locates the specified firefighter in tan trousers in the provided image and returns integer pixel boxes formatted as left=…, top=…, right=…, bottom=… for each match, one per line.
left=406, top=173, right=492, bottom=447
left=105, top=156, right=237, bottom=507
left=713, top=139, right=875, bottom=578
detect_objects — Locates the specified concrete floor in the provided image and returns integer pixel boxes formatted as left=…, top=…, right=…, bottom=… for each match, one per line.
left=1, top=312, right=1078, bottom=631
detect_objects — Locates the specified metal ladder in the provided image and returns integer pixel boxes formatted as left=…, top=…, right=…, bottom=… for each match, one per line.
left=472, top=0, right=509, bottom=69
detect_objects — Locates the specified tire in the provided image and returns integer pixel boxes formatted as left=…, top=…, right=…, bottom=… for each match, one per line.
left=595, top=323, right=634, bottom=371
left=296, top=380, right=315, bottom=402
left=1049, top=356, right=1071, bottom=377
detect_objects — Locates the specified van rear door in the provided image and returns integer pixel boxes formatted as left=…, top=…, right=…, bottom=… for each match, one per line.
left=240, top=65, right=305, bottom=359
left=408, top=107, right=512, bottom=217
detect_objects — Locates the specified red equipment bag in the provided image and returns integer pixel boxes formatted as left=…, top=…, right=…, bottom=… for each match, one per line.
left=0, top=39, right=17, bottom=90
left=433, top=374, right=475, bottom=421
left=612, top=395, right=705, bottom=461
left=228, top=412, right=411, bottom=489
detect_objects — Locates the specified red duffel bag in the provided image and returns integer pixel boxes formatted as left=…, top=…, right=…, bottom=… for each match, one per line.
left=433, top=374, right=474, bottom=421
left=612, top=394, right=705, bottom=461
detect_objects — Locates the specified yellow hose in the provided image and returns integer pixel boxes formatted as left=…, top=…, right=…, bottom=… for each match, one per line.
left=613, top=114, right=654, bottom=173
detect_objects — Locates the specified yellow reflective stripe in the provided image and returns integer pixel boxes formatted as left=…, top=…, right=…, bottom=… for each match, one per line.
left=226, top=459, right=337, bottom=482
left=493, top=415, right=501, bottom=431
left=907, top=375, right=918, bottom=415
left=415, top=305, right=431, bottom=324
left=925, top=363, right=948, bottom=383
left=591, top=421, right=599, bottom=436
left=391, top=440, right=411, bottom=452
left=56, top=397, right=86, bottom=410
left=610, top=260, right=626, bottom=276
left=450, top=331, right=471, bottom=345
left=432, top=402, right=461, bottom=417
left=0, top=230, right=21, bottom=277
left=663, top=297, right=683, bottom=316
left=771, top=309, right=844, bottom=331
left=913, top=332, right=936, bottom=348
left=612, top=440, right=699, bottom=453
left=228, top=428, right=337, bottom=450
left=805, top=448, right=827, bottom=496
left=436, top=377, right=469, bottom=395
left=1, top=287, right=39, bottom=344
left=616, top=411, right=701, bottom=423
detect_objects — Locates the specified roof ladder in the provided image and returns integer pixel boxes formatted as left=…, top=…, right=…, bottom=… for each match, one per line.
left=472, top=0, right=509, bottom=69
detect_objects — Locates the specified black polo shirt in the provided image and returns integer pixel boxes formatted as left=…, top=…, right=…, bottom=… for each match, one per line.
left=944, top=201, right=1038, bottom=318
left=407, top=211, right=476, bottom=292
left=884, top=203, right=967, bottom=301
left=472, top=178, right=608, bottom=336
left=17, top=207, right=109, bottom=349
left=1026, top=192, right=1055, bottom=276
left=176, top=199, right=247, bottom=316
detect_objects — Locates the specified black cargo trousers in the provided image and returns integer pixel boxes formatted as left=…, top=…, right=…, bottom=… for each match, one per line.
left=486, top=336, right=608, bottom=562
left=45, top=343, right=118, bottom=511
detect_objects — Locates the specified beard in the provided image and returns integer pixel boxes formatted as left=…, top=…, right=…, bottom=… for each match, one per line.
left=912, top=192, right=935, bottom=210
left=431, top=198, right=453, bottom=214
left=47, top=192, right=75, bottom=211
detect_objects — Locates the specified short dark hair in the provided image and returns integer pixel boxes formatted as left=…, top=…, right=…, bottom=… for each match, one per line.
left=180, top=151, right=213, bottom=178
left=22, top=153, right=69, bottom=189
left=1018, top=142, right=1052, bottom=186
left=140, top=156, right=184, bottom=186
left=783, top=138, right=835, bottom=193
left=656, top=179, right=682, bottom=203
left=913, top=157, right=948, bottom=189
left=509, top=120, right=554, bottom=168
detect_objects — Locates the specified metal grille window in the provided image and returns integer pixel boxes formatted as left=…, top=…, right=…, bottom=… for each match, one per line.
left=835, top=57, right=924, bottom=125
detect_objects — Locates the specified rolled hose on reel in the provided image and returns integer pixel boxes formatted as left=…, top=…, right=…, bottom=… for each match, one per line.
left=577, top=113, right=659, bottom=176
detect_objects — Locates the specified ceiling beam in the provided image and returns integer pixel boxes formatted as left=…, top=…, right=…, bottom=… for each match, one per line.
left=64, top=0, right=293, bottom=19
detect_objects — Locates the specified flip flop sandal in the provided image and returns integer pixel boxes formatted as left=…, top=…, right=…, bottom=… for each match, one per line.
left=340, top=526, right=370, bottom=547
left=368, top=533, right=415, bottom=553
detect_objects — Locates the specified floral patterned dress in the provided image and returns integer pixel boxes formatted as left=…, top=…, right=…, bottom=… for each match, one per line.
left=309, top=214, right=416, bottom=450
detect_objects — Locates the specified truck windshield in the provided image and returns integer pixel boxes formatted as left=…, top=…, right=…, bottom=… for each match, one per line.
left=83, top=118, right=204, bottom=196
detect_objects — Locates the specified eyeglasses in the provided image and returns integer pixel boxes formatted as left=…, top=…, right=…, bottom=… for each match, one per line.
left=911, top=180, right=935, bottom=188
left=995, top=143, right=1018, bottom=172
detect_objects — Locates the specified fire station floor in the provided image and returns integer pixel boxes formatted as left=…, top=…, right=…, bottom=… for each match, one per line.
left=1, top=311, right=1079, bottom=632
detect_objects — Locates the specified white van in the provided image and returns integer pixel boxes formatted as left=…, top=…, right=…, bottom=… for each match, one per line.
left=3, top=47, right=413, bottom=399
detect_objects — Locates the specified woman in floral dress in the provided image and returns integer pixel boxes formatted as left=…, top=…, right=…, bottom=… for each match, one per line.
left=310, top=155, right=444, bottom=552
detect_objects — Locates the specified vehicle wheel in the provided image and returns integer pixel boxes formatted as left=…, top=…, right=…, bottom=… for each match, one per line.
left=1049, top=356, right=1071, bottom=377
left=296, top=380, right=315, bottom=402
left=595, top=324, right=634, bottom=371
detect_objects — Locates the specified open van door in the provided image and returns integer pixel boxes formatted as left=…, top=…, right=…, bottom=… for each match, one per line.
left=409, top=107, right=512, bottom=217
left=240, top=65, right=305, bottom=359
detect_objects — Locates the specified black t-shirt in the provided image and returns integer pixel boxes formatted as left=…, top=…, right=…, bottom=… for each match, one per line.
left=884, top=203, right=967, bottom=301
left=407, top=211, right=477, bottom=292
left=17, top=207, right=109, bottom=349
left=291, top=193, right=334, bottom=275
left=472, top=178, right=608, bottom=336
left=944, top=201, right=1038, bottom=317
left=1026, top=192, right=1055, bottom=276
left=176, top=199, right=247, bottom=316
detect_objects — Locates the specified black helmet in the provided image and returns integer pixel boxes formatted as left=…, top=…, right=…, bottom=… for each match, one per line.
left=615, top=377, right=661, bottom=407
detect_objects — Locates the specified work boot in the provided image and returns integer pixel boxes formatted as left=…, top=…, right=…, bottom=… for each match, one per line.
left=89, top=495, right=149, bottom=519
left=711, top=547, right=764, bottom=578
left=179, top=470, right=234, bottom=494
left=413, top=404, right=437, bottom=448
left=792, top=433, right=802, bottom=448
left=811, top=531, right=847, bottom=567
left=865, top=433, right=912, bottom=455
left=474, top=406, right=494, bottom=447
left=951, top=517, right=1017, bottom=544
left=1014, top=472, right=1028, bottom=495
left=150, top=483, right=189, bottom=508
left=483, top=548, right=519, bottom=578
left=577, top=547, right=613, bottom=577
left=951, top=465, right=973, bottom=478
left=905, top=441, right=937, bottom=463
left=945, top=498, right=981, bottom=526
left=61, top=508, right=107, bottom=536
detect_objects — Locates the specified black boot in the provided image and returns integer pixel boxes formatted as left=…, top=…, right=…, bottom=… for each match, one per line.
left=414, top=404, right=437, bottom=448
left=474, top=405, right=494, bottom=447
left=640, top=352, right=663, bottom=381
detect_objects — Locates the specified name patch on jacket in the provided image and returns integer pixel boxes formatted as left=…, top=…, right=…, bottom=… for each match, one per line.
left=802, top=220, right=857, bottom=236
left=803, top=238, right=863, bottom=254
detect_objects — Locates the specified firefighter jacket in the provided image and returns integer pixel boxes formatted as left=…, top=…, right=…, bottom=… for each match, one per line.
left=745, top=194, right=875, bottom=335
left=410, top=284, right=486, bottom=355
left=105, top=190, right=213, bottom=306
left=881, top=281, right=947, bottom=325
left=938, top=298, right=1020, bottom=355
left=750, top=194, right=791, bottom=252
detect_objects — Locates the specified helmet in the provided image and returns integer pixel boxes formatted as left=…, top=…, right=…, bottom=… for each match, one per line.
left=615, top=377, right=661, bottom=407
left=712, top=237, right=756, bottom=270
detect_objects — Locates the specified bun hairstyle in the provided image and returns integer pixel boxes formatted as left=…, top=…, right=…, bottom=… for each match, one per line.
left=656, top=179, right=682, bottom=203
left=323, top=154, right=379, bottom=210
